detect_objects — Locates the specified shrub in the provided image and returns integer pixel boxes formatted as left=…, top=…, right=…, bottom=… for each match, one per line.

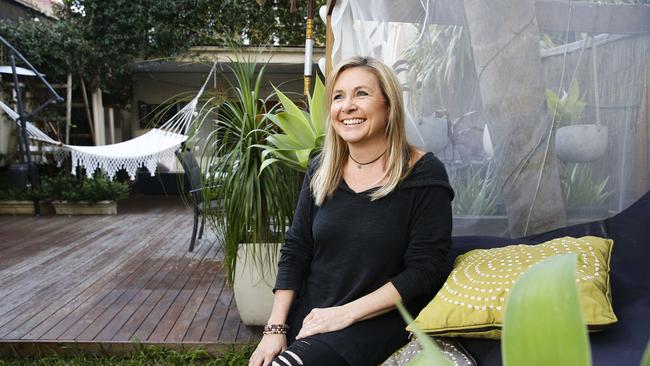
left=42, top=172, right=129, bottom=203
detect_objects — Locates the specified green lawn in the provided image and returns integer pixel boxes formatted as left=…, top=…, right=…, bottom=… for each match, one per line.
left=0, top=345, right=253, bottom=366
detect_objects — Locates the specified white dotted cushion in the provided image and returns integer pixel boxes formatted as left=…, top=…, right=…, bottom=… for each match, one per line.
left=408, top=236, right=617, bottom=339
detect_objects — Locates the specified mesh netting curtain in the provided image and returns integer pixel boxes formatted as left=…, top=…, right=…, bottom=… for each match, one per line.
left=329, top=0, right=650, bottom=237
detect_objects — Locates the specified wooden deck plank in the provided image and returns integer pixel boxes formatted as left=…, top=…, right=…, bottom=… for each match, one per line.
left=0, top=215, right=116, bottom=276
left=165, top=258, right=221, bottom=342
left=4, top=241, right=165, bottom=340
left=13, top=217, right=186, bottom=340
left=201, top=279, right=233, bottom=342
left=0, top=217, right=125, bottom=316
left=40, top=225, right=190, bottom=340
left=0, top=215, right=173, bottom=339
left=92, top=231, right=205, bottom=342
left=0, top=217, right=84, bottom=268
left=0, top=218, right=136, bottom=310
left=183, top=263, right=227, bottom=341
left=5, top=214, right=186, bottom=337
left=147, top=259, right=214, bottom=341
left=218, top=289, right=241, bottom=343
left=132, top=241, right=213, bottom=342
left=0, top=228, right=155, bottom=338
left=76, top=235, right=189, bottom=340
left=0, top=195, right=250, bottom=350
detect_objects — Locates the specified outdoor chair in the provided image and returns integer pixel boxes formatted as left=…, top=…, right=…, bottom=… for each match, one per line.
left=176, top=149, right=221, bottom=252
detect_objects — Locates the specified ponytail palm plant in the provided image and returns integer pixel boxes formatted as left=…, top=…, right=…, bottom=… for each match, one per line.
left=197, top=53, right=299, bottom=283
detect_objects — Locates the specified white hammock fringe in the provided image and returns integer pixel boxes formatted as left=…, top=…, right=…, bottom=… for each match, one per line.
left=0, top=63, right=216, bottom=180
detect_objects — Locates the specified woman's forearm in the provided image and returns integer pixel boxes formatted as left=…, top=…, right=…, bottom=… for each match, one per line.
left=295, top=282, right=403, bottom=339
left=343, top=282, right=402, bottom=323
left=267, top=289, right=296, bottom=324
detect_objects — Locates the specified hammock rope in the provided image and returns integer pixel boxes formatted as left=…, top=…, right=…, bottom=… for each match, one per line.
left=0, top=64, right=216, bottom=180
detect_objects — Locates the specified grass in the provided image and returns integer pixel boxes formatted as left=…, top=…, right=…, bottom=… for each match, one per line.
left=0, top=345, right=253, bottom=366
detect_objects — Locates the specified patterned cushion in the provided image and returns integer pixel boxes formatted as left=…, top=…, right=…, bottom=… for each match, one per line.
left=409, top=236, right=617, bottom=338
left=382, top=338, right=476, bottom=366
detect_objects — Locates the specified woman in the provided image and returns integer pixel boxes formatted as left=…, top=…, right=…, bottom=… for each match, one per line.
left=249, top=56, right=454, bottom=366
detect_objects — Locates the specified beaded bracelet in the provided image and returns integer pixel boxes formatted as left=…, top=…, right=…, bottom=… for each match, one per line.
left=263, top=324, right=289, bottom=335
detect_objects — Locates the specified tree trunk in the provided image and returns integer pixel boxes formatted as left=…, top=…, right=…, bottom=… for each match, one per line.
left=462, top=0, right=566, bottom=236
left=80, top=78, right=95, bottom=144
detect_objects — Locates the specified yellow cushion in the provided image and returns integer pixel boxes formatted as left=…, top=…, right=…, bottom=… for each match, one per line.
left=409, top=236, right=617, bottom=339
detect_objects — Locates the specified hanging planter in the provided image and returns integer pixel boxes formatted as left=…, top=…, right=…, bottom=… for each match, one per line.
left=555, top=124, right=608, bottom=163
left=553, top=36, right=608, bottom=163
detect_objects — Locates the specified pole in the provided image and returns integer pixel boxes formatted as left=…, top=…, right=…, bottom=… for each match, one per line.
left=65, top=73, right=72, bottom=144
left=304, top=0, right=315, bottom=97
left=9, top=52, right=40, bottom=215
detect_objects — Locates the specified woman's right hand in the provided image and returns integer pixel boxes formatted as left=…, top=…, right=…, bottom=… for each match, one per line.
left=248, top=333, right=287, bottom=366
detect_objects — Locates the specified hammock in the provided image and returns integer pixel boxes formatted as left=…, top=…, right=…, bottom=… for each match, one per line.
left=0, top=65, right=215, bottom=180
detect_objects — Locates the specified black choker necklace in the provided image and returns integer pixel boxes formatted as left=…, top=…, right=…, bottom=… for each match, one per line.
left=349, top=150, right=386, bottom=169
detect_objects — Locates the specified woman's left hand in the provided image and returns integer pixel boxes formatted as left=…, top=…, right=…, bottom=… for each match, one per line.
left=296, top=306, right=355, bottom=339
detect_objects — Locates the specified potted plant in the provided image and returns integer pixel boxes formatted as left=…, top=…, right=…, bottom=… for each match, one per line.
left=196, top=53, right=299, bottom=325
left=560, top=163, right=612, bottom=223
left=449, top=161, right=508, bottom=236
left=0, top=185, right=51, bottom=215
left=44, top=172, right=129, bottom=215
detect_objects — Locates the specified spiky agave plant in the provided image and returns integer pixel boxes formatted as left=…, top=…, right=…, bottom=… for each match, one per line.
left=255, top=76, right=326, bottom=173
left=197, top=51, right=298, bottom=283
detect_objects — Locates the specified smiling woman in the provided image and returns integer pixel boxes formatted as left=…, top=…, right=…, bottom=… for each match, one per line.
left=330, top=67, right=389, bottom=148
left=248, top=57, right=454, bottom=366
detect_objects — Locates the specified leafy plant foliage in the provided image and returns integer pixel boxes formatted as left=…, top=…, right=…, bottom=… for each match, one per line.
left=41, top=172, right=129, bottom=203
left=547, top=83, right=586, bottom=129
left=0, top=186, right=48, bottom=201
left=194, top=52, right=298, bottom=283
left=0, top=0, right=326, bottom=105
left=0, top=344, right=253, bottom=365
left=256, top=77, right=326, bottom=173
left=449, top=162, right=499, bottom=215
left=560, top=163, right=612, bottom=208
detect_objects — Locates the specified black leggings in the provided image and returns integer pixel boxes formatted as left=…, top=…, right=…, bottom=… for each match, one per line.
left=267, top=337, right=349, bottom=366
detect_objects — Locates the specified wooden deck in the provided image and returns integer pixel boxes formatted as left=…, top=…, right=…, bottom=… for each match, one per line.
left=0, top=195, right=261, bottom=355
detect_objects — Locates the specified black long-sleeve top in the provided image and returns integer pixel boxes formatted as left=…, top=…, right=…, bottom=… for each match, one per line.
left=274, top=152, right=454, bottom=365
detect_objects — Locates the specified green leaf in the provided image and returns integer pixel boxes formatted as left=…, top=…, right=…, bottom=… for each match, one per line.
left=502, top=253, right=591, bottom=366
left=294, top=149, right=312, bottom=169
left=266, top=134, right=304, bottom=150
left=309, top=76, right=327, bottom=135
left=642, top=340, right=650, bottom=366
left=266, top=113, right=315, bottom=147
left=273, top=85, right=313, bottom=131
left=259, top=158, right=281, bottom=175
left=395, top=303, right=453, bottom=366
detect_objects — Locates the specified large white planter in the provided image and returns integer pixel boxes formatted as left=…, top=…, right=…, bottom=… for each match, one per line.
left=233, top=243, right=279, bottom=325
left=555, top=125, right=608, bottom=163
left=52, top=200, right=117, bottom=215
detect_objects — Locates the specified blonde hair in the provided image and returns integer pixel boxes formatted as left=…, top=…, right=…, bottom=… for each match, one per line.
left=311, top=56, right=413, bottom=205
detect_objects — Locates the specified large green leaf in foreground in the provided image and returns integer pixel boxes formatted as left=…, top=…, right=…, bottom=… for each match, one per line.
left=642, top=340, right=650, bottom=366
left=502, top=253, right=591, bottom=366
